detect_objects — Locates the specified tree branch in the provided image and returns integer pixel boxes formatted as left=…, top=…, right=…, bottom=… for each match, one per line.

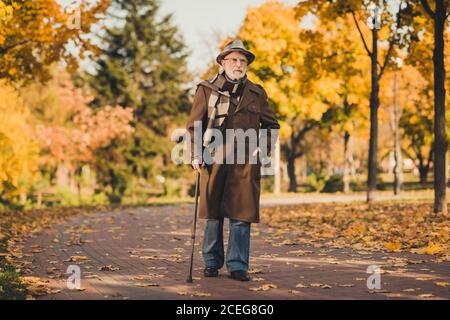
left=294, top=150, right=305, bottom=158
left=351, top=10, right=372, bottom=58
left=379, top=4, right=405, bottom=79
left=378, top=38, right=395, bottom=79
left=401, top=147, right=415, bottom=161
left=420, top=0, right=436, bottom=19
left=0, top=39, right=30, bottom=55
left=293, top=123, right=313, bottom=145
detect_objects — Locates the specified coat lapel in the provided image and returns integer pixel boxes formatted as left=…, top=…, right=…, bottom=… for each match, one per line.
left=234, top=81, right=255, bottom=114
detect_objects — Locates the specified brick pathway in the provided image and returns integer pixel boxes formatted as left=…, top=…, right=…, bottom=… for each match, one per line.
left=17, top=204, right=450, bottom=300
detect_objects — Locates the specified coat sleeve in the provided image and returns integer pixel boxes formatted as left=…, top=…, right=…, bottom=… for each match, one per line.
left=186, top=85, right=208, bottom=163
left=259, top=87, right=280, bottom=157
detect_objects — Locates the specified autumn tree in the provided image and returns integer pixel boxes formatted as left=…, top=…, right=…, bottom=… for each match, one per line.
left=300, top=15, right=371, bottom=193
left=416, top=0, right=450, bottom=214
left=0, top=0, right=110, bottom=83
left=0, top=81, right=40, bottom=206
left=206, top=2, right=370, bottom=192
left=233, top=1, right=334, bottom=192
left=405, top=11, right=450, bottom=188
left=297, top=0, right=414, bottom=202
left=22, top=67, right=134, bottom=198
left=389, top=65, right=434, bottom=184
left=86, top=0, right=191, bottom=202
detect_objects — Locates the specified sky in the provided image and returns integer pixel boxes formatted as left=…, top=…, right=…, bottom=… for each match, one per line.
left=158, top=0, right=301, bottom=76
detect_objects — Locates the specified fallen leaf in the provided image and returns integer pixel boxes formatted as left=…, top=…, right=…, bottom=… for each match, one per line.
left=385, top=293, right=403, bottom=298
left=133, top=282, right=159, bottom=287
left=434, top=281, right=450, bottom=287
left=368, top=289, right=391, bottom=294
left=251, top=277, right=265, bottom=282
left=99, top=265, right=120, bottom=271
left=64, top=255, right=88, bottom=262
left=249, top=284, right=277, bottom=291
left=338, top=284, right=355, bottom=287
left=385, top=242, right=402, bottom=252
left=309, top=283, right=332, bottom=289
left=248, top=268, right=263, bottom=274
left=281, top=240, right=297, bottom=246
left=46, top=267, right=59, bottom=274
left=416, top=242, right=443, bottom=255
left=415, top=277, right=433, bottom=281
left=419, top=293, right=435, bottom=298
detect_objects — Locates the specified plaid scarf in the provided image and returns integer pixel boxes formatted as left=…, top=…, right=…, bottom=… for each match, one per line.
left=202, top=71, right=246, bottom=147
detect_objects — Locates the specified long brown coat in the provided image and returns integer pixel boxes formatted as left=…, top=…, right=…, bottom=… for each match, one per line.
left=186, top=78, right=280, bottom=223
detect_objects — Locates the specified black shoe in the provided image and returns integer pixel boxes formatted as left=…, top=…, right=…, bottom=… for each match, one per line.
left=203, top=267, right=219, bottom=277
left=228, top=270, right=250, bottom=281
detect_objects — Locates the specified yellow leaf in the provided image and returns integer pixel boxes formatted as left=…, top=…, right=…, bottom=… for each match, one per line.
left=421, top=242, right=443, bottom=255
left=249, top=284, right=277, bottom=291
left=64, top=255, right=88, bottom=262
left=133, top=282, right=159, bottom=287
left=434, top=282, right=450, bottom=287
left=385, top=242, right=402, bottom=252
left=416, top=277, right=433, bottom=281
left=310, top=283, right=332, bottom=289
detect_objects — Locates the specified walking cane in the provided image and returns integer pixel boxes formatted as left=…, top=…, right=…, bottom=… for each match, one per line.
left=186, top=170, right=201, bottom=283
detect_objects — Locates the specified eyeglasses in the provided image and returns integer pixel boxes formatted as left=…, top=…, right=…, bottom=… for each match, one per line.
left=222, top=58, right=248, bottom=66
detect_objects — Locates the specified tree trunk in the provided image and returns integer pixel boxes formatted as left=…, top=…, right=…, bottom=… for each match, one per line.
left=19, top=192, right=27, bottom=206
left=287, top=154, right=297, bottom=192
left=56, top=162, right=69, bottom=188
left=432, top=0, right=447, bottom=214
left=37, top=191, right=42, bottom=208
left=417, top=148, right=432, bottom=184
left=419, top=164, right=430, bottom=184
left=393, top=72, right=402, bottom=195
left=76, top=166, right=82, bottom=203
left=343, top=131, right=351, bottom=193
left=367, top=26, right=380, bottom=203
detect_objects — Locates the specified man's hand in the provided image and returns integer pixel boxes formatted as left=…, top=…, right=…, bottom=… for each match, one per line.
left=191, top=159, right=205, bottom=173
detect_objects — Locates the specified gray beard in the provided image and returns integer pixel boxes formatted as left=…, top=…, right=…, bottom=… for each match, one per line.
left=224, top=72, right=244, bottom=83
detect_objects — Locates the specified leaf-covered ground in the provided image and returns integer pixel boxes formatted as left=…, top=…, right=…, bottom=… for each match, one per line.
left=1, top=201, right=449, bottom=300
left=0, top=205, right=118, bottom=299
left=261, top=201, right=449, bottom=261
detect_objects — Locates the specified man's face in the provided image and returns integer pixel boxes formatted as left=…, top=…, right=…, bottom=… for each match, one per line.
left=221, top=51, right=248, bottom=81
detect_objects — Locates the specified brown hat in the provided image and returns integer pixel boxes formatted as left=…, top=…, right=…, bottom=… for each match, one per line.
left=216, top=39, right=255, bottom=65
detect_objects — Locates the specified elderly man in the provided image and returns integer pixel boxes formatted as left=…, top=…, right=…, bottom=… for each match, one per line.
left=186, top=39, right=280, bottom=281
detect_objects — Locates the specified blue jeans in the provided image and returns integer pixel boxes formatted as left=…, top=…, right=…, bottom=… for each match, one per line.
left=202, top=218, right=251, bottom=272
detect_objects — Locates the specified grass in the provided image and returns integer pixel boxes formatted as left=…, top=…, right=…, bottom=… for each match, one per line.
left=0, top=240, right=27, bottom=300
